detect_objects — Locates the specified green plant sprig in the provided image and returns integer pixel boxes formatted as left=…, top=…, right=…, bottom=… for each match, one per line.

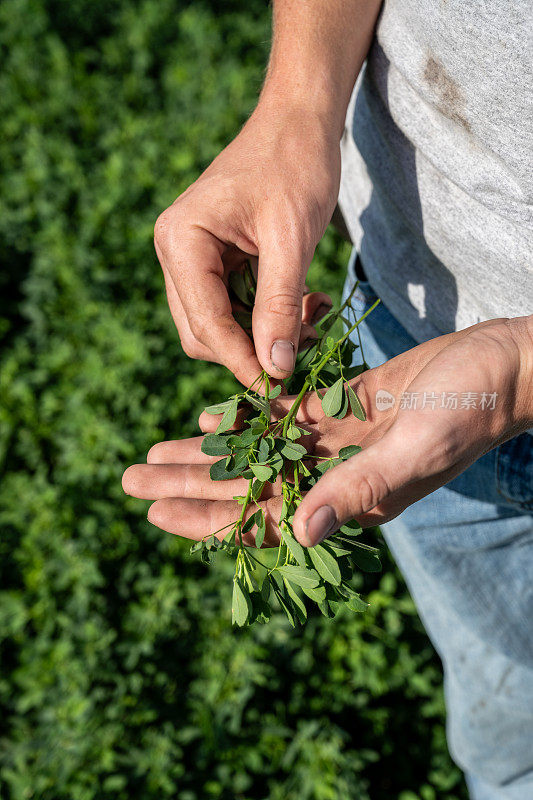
left=191, top=261, right=381, bottom=627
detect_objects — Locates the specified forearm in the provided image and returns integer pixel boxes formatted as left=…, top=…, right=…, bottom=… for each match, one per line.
left=259, top=0, right=382, bottom=138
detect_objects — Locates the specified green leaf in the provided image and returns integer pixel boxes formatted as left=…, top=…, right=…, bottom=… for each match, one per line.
left=249, top=463, right=273, bottom=481
left=350, top=547, right=382, bottom=573
left=241, top=514, right=256, bottom=535
left=249, top=591, right=271, bottom=624
left=232, top=428, right=260, bottom=447
left=249, top=417, right=268, bottom=434
left=270, top=573, right=297, bottom=627
left=268, top=384, right=282, bottom=399
left=221, top=526, right=237, bottom=547
left=260, top=575, right=271, bottom=601
left=308, top=544, right=341, bottom=586
left=339, top=519, right=363, bottom=535
left=317, top=312, right=336, bottom=333
left=216, top=398, right=239, bottom=433
left=242, top=259, right=257, bottom=298
left=338, top=444, right=362, bottom=461
left=276, top=565, right=320, bottom=590
left=268, top=451, right=284, bottom=476
left=209, top=457, right=242, bottom=481
left=201, top=434, right=232, bottom=456
left=258, top=437, right=270, bottom=462
left=343, top=363, right=367, bottom=380
left=279, top=527, right=306, bottom=567
left=255, top=510, right=266, bottom=548
left=347, top=384, right=366, bottom=421
left=321, top=378, right=344, bottom=417
left=339, top=338, right=357, bottom=366
left=232, top=578, right=251, bottom=626
left=338, top=556, right=354, bottom=582
left=326, top=542, right=353, bottom=557
left=332, top=387, right=349, bottom=419
left=229, top=270, right=253, bottom=306
left=317, top=599, right=336, bottom=618
left=286, top=422, right=301, bottom=441
left=299, top=582, right=327, bottom=603
left=251, top=479, right=266, bottom=501
left=275, top=591, right=298, bottom=627
left=247, top=394, right=270, bottom=416
left=346, top=594, right=368, bottom=612
left=204, top=398, right=236, bottom=415
left=242, top=563, right=259, bottom=593
left=232, top=309, right=252, bottom=330
left=283, top=580, right=307, bottom=623
left=278, top=439, right=307, bottom=461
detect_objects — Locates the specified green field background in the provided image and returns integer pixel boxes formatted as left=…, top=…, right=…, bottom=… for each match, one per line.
left=0, top=2, right=467, bottom=798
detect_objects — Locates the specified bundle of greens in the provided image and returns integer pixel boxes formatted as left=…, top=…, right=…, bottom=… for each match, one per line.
left=192, top=262, right=381, bottom=627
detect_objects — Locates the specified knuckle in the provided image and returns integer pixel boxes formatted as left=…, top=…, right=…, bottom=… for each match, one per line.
left=187, top=315, right=210, bottom=345
left=265, top=291, right=301, bottom=318
left=154, top=210, right=172, bottom=249
left=180, top=335, right=203, bottom=359
left=353, top=472, right=389, bottom=515
left=154, top=203, right=187, bottom=251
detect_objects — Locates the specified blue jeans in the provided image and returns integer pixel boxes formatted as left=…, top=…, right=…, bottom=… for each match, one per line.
left=343, top=251, right=533, bottom=800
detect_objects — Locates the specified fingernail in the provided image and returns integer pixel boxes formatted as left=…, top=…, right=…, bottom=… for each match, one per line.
left=311, top=303, right=332, bottom=325
left=305, top=505, right=337, bottom=545
left=271, top=340, right=294, bottom=373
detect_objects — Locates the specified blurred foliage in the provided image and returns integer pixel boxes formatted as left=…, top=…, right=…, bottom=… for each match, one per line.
left=0, top=1, right=466, bottom=798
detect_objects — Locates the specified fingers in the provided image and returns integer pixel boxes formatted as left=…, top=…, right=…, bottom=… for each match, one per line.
left=155, top=202, right=331, bottom=387
left=147, top=495, right=283, bottom=547
left=155, top=218, right=263, bottom=387
left=301, top=292, right=332, bottom=326
left=297, top=292, right=332, bottom=349
left=252, top=231, right=310, bottom=379
left=198, top=405, right=251, bottom=434
left=146, top=436, right=216, bottom=465
left=122, top=462, right=281, bottom=501
left=160, top=264, right=213, bottom=361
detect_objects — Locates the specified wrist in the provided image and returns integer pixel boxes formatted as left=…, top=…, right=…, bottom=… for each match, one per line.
left=472, top=316, right=533, bottom=441
left=257, top=74, right=348, bottom=143
left=506, top=315, right=533, bottom=432
left=253, top=86, right=343, bottom=147
left=260, top=0, right=382, bottom=142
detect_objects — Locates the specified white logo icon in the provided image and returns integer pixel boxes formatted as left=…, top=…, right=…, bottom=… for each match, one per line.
left=375, top=389, right=395, bottom=412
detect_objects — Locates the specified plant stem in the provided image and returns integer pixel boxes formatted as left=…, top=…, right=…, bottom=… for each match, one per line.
left=278, top=300, right=379, bottom=438
left=337, top=298, right=380, bottom=346
left=236, top=479, right=254, bottom=549
left=281, top=378, right=311, bottom=437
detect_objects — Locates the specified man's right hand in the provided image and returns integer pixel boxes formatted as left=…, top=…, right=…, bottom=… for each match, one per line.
left=153, top=101, right=340, bottom=387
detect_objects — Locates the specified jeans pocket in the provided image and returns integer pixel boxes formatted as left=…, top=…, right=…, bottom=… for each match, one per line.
left=495, top=434, right=533, bottom=512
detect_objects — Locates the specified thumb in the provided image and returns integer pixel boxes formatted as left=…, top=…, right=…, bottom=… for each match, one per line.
left=252, top=234, right=310, bottom=379
left=293, top=429, right=419, bottom=546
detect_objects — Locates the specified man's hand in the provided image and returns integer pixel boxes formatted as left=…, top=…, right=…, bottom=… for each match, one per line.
left=123, top=317, right=533, bottom=545
left=154, top=106, right=339, bottom=385
left=154, top=0, right=381, bottom=386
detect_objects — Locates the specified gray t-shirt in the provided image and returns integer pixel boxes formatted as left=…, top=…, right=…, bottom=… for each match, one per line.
left=339, top=0, right=533, bottom=343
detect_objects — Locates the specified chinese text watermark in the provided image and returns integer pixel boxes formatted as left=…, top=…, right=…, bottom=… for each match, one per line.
left=375, top=391, right=498, bottom=412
